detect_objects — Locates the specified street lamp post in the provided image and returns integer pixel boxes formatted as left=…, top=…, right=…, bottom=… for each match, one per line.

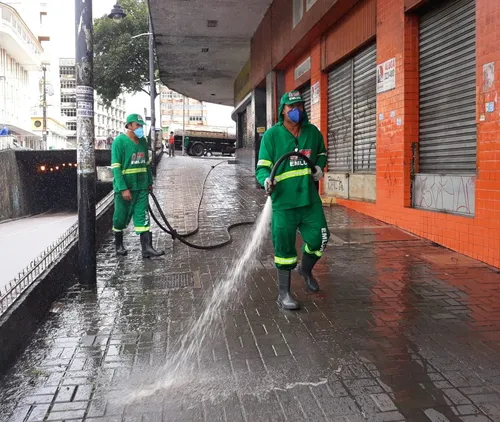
left=148, top=14, right=157, bottom=176
left=42, top=66, right=47, bottom=148
left=75, top=0, right=97, bottom=286
left=182, top=95, right=185, bottom=155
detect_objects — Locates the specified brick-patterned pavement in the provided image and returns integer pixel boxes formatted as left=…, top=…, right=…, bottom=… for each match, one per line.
left=1, top=156, right=500, bottom=422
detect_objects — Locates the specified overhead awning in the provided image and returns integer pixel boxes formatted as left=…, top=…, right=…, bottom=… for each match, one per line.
left=148, top=0, right=273, bottom=106
left=5, top=124, right=39, bottom=138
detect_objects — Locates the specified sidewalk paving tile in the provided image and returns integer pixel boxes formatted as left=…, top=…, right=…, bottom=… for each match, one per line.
left=1, top=156, right=500, bottom=422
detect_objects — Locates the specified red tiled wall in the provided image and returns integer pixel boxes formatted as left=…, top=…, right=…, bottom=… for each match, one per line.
left=336, top=0, right=500, bottom=268
left=268, top=0, right=500, bottom=268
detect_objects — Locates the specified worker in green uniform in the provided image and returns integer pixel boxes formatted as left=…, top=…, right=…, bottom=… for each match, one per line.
left=111, top=113, right=165, bottom=258
left=183, top=136, right=190, bottom=154
left=256, top=91, right=330, bottom=310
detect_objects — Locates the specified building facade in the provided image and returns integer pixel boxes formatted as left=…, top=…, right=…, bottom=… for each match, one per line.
left=0, top=1, right=44, bottom=147
left=59, top=58, right=127, bottom=148
left=233, top=0, right=500, bottom=268
left=0, top=0, right=69, bottom=149
left=160, top=85, right=207, bottom=134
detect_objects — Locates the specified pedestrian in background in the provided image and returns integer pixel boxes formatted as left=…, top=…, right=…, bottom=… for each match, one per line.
left=168, top=131, right=175, bottom=157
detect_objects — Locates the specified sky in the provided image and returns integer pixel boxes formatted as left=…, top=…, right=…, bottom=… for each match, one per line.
left=52, top=0, right=235, bottom=129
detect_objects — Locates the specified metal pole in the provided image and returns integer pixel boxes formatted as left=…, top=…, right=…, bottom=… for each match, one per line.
left=148, top=14, right=156, bottom=175
left=182, top=95, right=185, bottom=155
left=75, top=0, right=96, bottom=286
left=42, top=66, right=47, bottom=149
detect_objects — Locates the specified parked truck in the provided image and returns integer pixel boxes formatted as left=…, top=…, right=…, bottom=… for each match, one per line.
left=173, top=128, right=236, bottom=157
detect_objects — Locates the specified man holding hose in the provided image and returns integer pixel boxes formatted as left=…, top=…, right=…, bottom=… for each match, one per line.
left=256, top=91, right=330, bottom=310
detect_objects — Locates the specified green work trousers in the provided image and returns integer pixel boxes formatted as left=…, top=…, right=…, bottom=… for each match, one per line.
left=271, top=201, right=330, bottom=270
left=112, top=189, right=150, bottom=234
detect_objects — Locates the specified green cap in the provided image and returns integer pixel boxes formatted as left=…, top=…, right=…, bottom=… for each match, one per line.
left=126, top=113, right=146, bottom=126
left=280, top=90, right=304, bottom=107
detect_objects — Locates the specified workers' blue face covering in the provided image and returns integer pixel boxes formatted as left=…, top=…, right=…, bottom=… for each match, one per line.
left=134, top=126, right=144, bottom=138
left=287, top=107, right=304, bottom=124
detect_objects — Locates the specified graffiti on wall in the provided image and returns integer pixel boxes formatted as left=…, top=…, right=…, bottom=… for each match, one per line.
left=325, top=173, right=348, bottom=198
left=413, top=174, right=475, bottom=216
left=383, top=153, right=397, bottom=199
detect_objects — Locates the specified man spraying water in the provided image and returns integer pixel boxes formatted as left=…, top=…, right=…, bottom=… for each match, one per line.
left=256, top=91, right=330, bottom=310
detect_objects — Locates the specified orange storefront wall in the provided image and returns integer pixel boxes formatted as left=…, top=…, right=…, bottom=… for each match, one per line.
left=279, top=0, right=500, bottom=268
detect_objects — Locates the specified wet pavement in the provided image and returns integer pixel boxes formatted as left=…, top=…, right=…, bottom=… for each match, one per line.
left=0, top=212, right=77, bottom=291
left=1, top=156, right=500, bottom=421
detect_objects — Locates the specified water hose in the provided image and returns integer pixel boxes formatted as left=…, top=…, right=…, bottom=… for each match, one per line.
left=148, top=162, right=255, bottom=250
left=148, top=153, right=317, bottom=250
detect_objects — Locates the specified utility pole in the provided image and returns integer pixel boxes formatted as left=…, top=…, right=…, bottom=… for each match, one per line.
left=182, top=95, right=185, bottom=155
left=42, top=66, right=47, bottom=149
left=75, top=0, right=96, bottom=286
left=148, top=14, right=156, bottom=176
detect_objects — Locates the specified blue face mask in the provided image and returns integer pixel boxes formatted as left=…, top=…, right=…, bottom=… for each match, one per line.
left=133, top=127, right=144, bottom=138
left=287, top=107, right=303, bottom=124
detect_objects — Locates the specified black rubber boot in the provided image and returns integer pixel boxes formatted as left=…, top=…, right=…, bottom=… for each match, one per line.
left=140, top=232, right=165, bottom=258
left=114, top=232, right=127, bottom=256
left=297, top=253, right=320, bottom=292
left=277, top=270, right=300, bottom=310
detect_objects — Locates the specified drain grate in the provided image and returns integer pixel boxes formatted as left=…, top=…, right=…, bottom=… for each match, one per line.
left=154, top=272, right=196, bottom=289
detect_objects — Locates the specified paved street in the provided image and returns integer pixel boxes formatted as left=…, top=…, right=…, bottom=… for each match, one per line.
left=0, top=212, right=77, bottom=291
left=1, top=156, right=500, bottom=421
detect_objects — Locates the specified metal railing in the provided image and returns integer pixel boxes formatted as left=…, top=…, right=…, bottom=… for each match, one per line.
left=0, top=135, right=46, bottom=151
left=0, top=191, right=114, bottom=315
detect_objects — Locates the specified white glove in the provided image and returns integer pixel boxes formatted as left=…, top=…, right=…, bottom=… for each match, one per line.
left=264, top=177, right=276, bottom=195
left=312, top=166, right=323, bottom=182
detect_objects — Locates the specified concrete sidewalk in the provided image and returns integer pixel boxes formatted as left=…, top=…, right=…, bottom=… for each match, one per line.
left=1, top=156, right=500, bottom=422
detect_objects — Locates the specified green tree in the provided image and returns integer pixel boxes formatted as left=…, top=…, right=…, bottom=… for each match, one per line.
left=93, top=0, right=157, bottom=106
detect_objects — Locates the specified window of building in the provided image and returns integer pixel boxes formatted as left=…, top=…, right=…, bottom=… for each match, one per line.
left=61, top=80, right=75, bottom=89
left=293, top=0, right=303, bottom=27
left=67, top=122, right=77, bottom=131
left=189, top=116, right=203, bottom=122
left=61, top=95, right=76, bottom=103
left=59, top=66, right=75, bottom=77
left=62, top=108, right=76, bottom=117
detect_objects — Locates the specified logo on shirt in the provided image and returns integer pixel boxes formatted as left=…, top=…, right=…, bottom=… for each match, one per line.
left=290, top=149, right=311, bottom=167
left=131, top=152, right=146, bottom=165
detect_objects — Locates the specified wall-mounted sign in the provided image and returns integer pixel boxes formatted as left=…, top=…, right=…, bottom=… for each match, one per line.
left=311, top=82, right=320, bottom=105
left=377, top=58, right=396, bottom=94
left=483, top=62, right=495, bottom=92
left=257, top=127, right=266, bottom=134
left=294, top=57, right=311, bottom=80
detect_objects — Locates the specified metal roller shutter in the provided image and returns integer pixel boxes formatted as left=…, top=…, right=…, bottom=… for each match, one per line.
left=419, top=0, right=476, bottom=173
left=327, top=43, right=377, bottom=172
left=301, top=83, right=312, bottom=119
left=353, top=44, right=377, bottom=171
left=327, top=60, right=352, bottom=172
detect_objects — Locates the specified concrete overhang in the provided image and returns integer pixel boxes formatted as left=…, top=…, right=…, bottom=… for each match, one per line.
left=148, top=0, right=272, bottom=106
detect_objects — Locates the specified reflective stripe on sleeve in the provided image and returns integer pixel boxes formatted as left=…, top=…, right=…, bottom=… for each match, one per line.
left=257, top=159, right=273, bottom=168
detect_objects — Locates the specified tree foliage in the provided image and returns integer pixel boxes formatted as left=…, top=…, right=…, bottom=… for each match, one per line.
left=93, top=0, right=157, bottom=107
